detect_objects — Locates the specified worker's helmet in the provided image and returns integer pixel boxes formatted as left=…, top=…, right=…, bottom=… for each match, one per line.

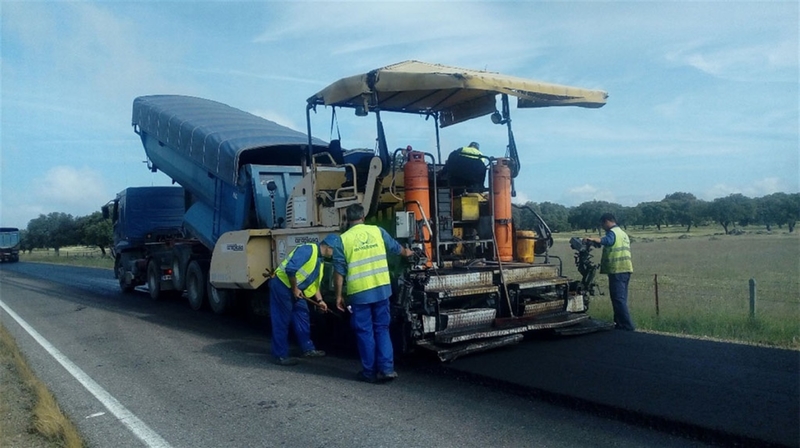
left=469, top=142, right=480, bottom=150
left=321, top=234, right=339, bottom=248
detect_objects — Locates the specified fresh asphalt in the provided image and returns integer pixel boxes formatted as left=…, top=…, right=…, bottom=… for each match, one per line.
left=445, top=329, right=799, bottom=447
left=1, top=261, right=797, bottom=447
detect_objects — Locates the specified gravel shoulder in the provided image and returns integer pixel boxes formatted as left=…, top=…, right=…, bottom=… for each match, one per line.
left=1, top=323, right=81, bottom=448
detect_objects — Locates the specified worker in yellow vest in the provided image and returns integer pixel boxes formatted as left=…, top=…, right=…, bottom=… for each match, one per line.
left=333, top=204, right=414, bottom=383
left=269, top=235, right=337, bottom=366
left=584, top=213, right=635, bottom=331
left=443, top=141, right=486, bottom=193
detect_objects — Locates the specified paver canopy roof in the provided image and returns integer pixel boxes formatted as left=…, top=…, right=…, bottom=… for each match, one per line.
left=308, top=60, right=608, bottom=127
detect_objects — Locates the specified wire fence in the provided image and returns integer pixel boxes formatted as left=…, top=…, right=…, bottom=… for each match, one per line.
left=623, top=273, right=799, bottom=319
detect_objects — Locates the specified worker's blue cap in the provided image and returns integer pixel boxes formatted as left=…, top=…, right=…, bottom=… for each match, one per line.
left=320, top=234, right=338, bottom=247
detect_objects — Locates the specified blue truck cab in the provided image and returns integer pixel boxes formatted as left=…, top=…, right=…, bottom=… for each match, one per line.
left=105, top=187, right=185, bottom=296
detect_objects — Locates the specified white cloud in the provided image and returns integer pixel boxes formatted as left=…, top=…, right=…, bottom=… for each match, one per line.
left=750, top=177, right=784, bottom=196
left=252, top=3, right=540, bottom=69
left=32, top=166, right=108, bottom=214
left=512, top=191, right=531, bottom=205
left=703, top=177, right=795, bottom=201
left=564, top=184, right=616, bottom=205
left=665, top=39, right=798, bottom=82
left=251, top=109, right=301, bottom=133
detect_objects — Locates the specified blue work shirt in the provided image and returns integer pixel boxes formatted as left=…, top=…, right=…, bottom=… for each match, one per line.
left=331, top=226, right=404, bottom=305
left=599, top=226, right=617, bottom=247
left=281, top=243, right=322, bottom=291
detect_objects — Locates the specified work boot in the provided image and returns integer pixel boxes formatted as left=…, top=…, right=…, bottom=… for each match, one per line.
left=302, top=350, right=326, bottom=358
left=355, top=371, right=376, bottom=383
left=377, top=371, right=398, bottom=382
left=273, top=357, right=298, bottom=366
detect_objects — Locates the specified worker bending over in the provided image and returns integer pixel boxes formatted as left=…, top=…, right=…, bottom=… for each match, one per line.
left=269, top=235, right=337, bottom=365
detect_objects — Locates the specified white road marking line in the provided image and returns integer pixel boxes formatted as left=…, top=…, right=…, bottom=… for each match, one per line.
left=86, top=412, right=106, bottom=419
left=0, top=299, right=173, bottom=448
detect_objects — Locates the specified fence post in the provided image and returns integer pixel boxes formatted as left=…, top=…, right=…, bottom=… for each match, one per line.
left=749, top=278, right=757, bottom=318
left=654, top=274, right=660, bottom=316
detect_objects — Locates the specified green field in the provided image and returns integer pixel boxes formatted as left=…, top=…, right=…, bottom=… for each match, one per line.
left=551, top=227, right=800, bottom=349
left=18, top=227, right=800, bottom=349
left=19, top=247, right=113, bottom=269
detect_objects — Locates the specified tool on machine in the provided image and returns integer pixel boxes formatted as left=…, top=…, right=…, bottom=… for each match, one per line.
left=570, top=237, right=602, bottom=300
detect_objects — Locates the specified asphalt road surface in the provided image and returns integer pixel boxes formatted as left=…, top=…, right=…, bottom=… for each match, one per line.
left=1, top=262, right=797, bottom=447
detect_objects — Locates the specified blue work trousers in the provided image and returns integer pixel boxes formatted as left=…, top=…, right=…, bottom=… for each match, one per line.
left=350, top=299, right=394, bottom=377
left=608, top=272, right=635, bottom=331
left=269, top=278, right=316, bottom=359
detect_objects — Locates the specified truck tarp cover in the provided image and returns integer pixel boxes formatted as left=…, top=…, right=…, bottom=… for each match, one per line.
left=308, top=60, right=608, bottom=127
left=132, top=95, right=327, bottom=186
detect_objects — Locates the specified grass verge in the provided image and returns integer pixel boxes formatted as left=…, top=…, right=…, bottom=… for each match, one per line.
left=19, top=249, right=113, bottom=270
left=0, top=323, right=84, bottom=448
left=554, top=229, right=800, bottom=350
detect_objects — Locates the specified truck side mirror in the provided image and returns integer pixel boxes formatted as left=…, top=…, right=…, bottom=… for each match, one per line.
left=102, top=205, right=110, bottom=220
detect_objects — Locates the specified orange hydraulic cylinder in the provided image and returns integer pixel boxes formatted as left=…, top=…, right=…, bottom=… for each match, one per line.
left=404, top=151, right=432, bottom=265
left=492, top=158, right=513, bottom=262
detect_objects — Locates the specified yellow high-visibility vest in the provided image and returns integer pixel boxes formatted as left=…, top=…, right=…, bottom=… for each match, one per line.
left=600, top=227, right=633, bottom=274
left=340, top=224, right=390, bottom=295
left=275, top=243, right=322, bottom=298
left=459, top=146, right=482, bottom=160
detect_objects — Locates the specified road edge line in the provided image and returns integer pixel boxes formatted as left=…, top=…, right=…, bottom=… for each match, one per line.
left=0, top=299, right=173, bottom=448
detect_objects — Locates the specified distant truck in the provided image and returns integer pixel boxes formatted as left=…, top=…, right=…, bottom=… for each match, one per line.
left=0, top=227, right=20, bottom=262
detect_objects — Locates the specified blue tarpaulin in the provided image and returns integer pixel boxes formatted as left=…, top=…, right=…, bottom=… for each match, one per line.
left=132, top=95, right=327, bottom=187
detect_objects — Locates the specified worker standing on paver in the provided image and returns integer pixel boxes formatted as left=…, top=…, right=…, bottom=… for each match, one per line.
left=333, top=204, right=414, bottom=383
left=443, top=141, right=486, bottom=192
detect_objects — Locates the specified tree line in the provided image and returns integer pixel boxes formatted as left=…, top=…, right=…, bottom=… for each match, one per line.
left=15, top=191, right=800, bottom=255
left=19, top=211, right=112, bottom=256
left=514, top=192, right=799, bottom=234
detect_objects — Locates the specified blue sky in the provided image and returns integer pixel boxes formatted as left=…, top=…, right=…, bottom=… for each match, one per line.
left=1, top=1, right=797, bottom=229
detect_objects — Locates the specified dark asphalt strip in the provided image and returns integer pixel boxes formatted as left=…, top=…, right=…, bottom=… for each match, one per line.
left=442, top=331, right=799, bottom=447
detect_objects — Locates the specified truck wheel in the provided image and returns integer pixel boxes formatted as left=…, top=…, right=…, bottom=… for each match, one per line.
left=186, top=260, right=207, bottom=311
left=208, top=285, right=234, bottom=315
left=172, top=258, right=185, bottom=291
left=116, top=256, right=134, bottom=293
left=147, top=260, right=164, bottom=301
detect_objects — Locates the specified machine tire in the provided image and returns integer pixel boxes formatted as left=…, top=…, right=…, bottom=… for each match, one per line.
left=116, top=256, right=134, bottom=293
left=208, top=284, right=235, bottom=315
left=186, top=260, right=207, bottom=311
left=147, top=260, right=164, bottom=301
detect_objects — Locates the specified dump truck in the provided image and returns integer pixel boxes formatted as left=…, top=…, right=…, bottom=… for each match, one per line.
left=105, top=96, right=332, bottom=314
left=118, top=60, right=609, bottom=360
left=0, top=227, right=20, bottom=262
